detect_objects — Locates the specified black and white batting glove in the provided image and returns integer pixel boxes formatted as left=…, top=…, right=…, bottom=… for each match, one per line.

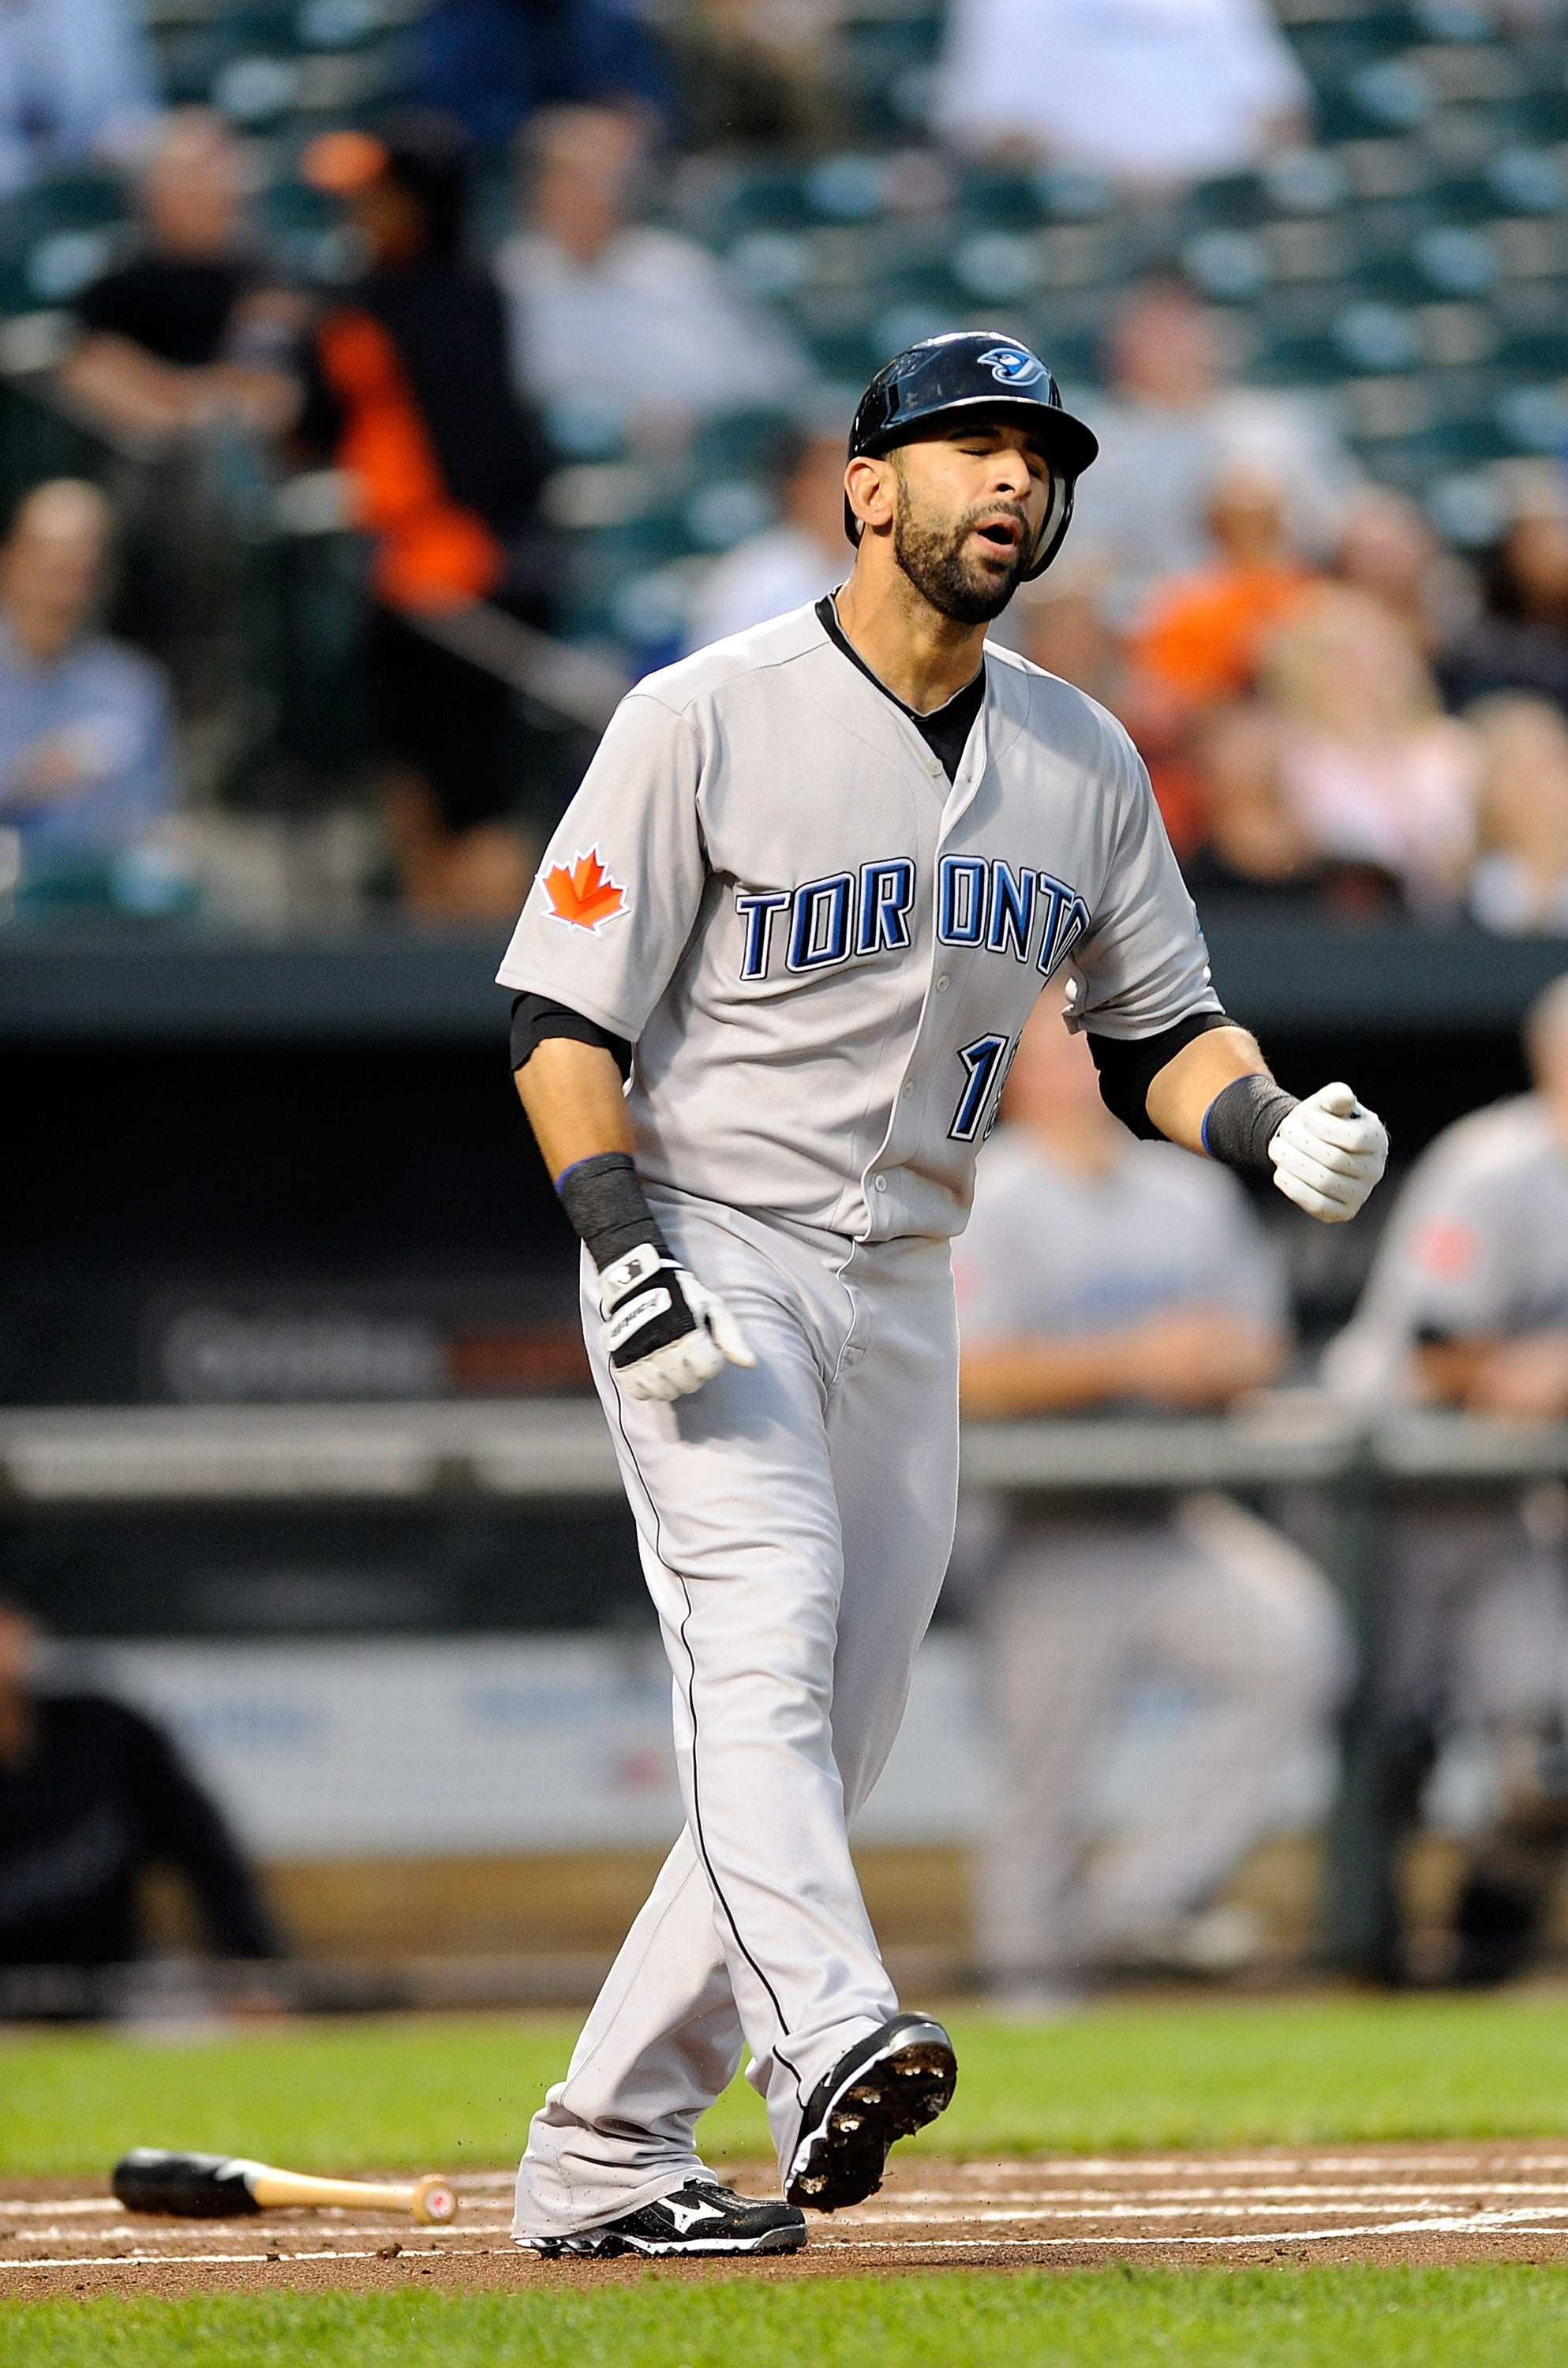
left=597, top=1242, right=758, bottom=1403
left=1269, top=1082, right=1388, bottom=1224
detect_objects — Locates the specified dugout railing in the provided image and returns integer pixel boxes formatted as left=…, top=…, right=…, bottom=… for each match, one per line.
left=6, top=1392, right=1568, bottom=1980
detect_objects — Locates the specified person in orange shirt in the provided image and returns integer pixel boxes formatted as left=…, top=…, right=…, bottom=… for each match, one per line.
left=301, top=111, right=556, bottom=919
left=1131, top=460, right=1319, bottom=711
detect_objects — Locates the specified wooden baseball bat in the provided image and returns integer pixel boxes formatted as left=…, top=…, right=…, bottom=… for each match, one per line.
left=113, top=2149, right=458, bottom=2224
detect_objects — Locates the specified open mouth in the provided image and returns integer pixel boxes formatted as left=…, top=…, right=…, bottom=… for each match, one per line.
left=972, top=515, right=1024, bottom=554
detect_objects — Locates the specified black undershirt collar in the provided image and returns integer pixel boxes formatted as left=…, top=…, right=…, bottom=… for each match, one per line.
left=815, top=594, right=986, bottom=785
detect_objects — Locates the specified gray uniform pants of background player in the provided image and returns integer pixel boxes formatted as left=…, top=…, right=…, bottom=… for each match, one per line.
left=979, top=1499, right=1349, bottom=1982
left=512, top=1189, right=959, bottom=2243
left=1358, top=1492, right=1568, bottom=1972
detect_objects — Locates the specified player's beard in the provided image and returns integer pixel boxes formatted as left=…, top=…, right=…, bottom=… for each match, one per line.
left=892, top=471, right=1035, bottom=624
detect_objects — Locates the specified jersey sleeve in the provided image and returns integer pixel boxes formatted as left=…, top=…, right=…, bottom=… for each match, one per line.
left=496, top=691, right=708, bottom=1042
left=1065, top=733, right=1221, bottom=1042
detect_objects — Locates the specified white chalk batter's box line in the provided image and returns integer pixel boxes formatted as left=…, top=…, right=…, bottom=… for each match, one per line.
left=11, top=2217, right=1568, bottom=2275
left=9, top=2155, right=1566, bottom=2220
left=818, top=2217, right=1568, bottom=2250
left=945, top=2154, right=1568, bottom=2176
left=1, top=2247, right=457, bottom=2272
left=0, top=2220, right=515, bottom=2246
left=851, top=2183, right=1568, bottom=2213
left=9, top=2195, right=1568, bottom=2249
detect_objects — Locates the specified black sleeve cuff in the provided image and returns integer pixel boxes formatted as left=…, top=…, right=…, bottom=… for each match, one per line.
left=511, top=992, right=632, bottom=1080
left=1087, top=1010, right=1235, bottom=1139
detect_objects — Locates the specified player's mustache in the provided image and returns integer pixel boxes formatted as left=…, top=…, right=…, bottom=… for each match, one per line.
left=950, top=497, right=1032, bottom=556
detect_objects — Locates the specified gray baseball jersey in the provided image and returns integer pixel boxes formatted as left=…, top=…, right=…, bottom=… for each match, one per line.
left=496, top=601, right=1219, bottom=1245
left=1326, top=1096, right=1568, bottom=1401
left=956, top=1127, right=1286, bottom=1347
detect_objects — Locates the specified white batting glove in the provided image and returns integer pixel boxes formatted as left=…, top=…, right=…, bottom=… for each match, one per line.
left=598, top=1243, right=758, bottom=1402
left=1269, top=1082, right=1388, bottom=1225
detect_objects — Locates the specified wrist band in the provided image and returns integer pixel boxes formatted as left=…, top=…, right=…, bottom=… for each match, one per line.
left=556, top=1151, right=668, bottom=1272
left=1200, top=1075, right=1298, bottom=1175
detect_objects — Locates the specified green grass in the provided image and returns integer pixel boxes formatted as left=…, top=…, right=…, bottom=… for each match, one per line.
left=10, top=2269, right=1568, bottom=2366
left=9, top=1991, right=1568, bottom=2179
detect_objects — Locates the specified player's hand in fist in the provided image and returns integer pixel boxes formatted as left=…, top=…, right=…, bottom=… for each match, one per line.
left=599, top=1242, right=758, bottom=1402
left=1269, top=1083, right=1387, bottom=1225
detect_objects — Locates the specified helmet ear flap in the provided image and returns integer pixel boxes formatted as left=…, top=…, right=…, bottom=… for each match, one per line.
left=1024, top=471, right=1076, bottom=583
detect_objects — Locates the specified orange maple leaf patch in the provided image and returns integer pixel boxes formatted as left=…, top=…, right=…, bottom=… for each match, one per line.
left=541, top=847, right=629, bottom=931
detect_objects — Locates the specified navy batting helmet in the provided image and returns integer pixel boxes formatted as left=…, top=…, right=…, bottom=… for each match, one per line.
left=846, top=332, right=1098, bottom=580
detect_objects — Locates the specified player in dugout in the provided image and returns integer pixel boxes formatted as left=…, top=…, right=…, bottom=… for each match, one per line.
left=956, top=1001, right=1349, bottom=2003
left=0, top=1594, right=281, bottom=2010
left=1325, top=971, right=1568, bottom=1984
left=498, top=332, right=1389, bottom=2260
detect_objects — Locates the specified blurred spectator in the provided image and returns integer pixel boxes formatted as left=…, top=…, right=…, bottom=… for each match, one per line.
left=668, top=0, right=845, bottom=149
left=304, top=113, right=556, bottom=920
left=956, top=1006, right=1348, bottom=1999
left=406, top=0, right=670, bottom=152
left=1012, top=560, right=1204, bottom=856
left=1467, top=695, right=1568, bottom=935
left=1131, top=460, right=1318, bottom=713
left=936, top=0, right=1310, bottom=188
left=1323, top=974, right=1568, bottom=1984
left=0, top=0, right=157, bottom=199
left=0, top=1594, right=280, bottom=1982
left=1439, top=466, right=1568, bottom=719
left=1012, top=560, right=1123, bottom=710
left=0, top=480, right=175, bottom=874
left=1333, top=485, right=1473, bottom=663
left=681, top=422, right=848, bottom=651
left=495, top=104, right=809, bottom=443
left=60, top=110, right=302, bottom=448
left=1264, top=587, right=1479, bottom=914
left=1181, top=701, right=1399, bottom=916
left=1072, top=280, right=1358, bottom=625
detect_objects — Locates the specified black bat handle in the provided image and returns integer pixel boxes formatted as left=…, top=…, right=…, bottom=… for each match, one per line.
left=113, top=2149, right=262, bottom=2217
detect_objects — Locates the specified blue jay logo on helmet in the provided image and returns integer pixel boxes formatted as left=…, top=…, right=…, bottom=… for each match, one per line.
left=976, top=346, right=1046, bottom=388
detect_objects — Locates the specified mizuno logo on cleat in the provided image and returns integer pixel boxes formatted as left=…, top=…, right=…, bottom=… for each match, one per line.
left=662, top=2198, right=725, bottom=2232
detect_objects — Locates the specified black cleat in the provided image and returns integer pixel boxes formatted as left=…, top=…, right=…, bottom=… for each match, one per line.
left=522, top=2178, right=806, bottom=2258
left=785, top=2010, right=956, bottom=2213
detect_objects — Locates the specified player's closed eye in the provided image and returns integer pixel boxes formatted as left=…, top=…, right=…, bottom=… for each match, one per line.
left=960, top=440, right=1049, bottom=483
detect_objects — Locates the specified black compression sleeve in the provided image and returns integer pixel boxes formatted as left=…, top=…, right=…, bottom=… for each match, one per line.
left=1087, top=1011, right=1236, bottom=1139
left=1200, top=1073, right=1298, bottom=1174
left=556, top=1151, right=669, bottom=1271
left=511, top=992, right=632, bottom=1080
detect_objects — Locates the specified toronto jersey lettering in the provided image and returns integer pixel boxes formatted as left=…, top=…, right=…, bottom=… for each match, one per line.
left=735, top=856, right=1088, bottom=980
left=496, top=601, right=1218, bottom=1244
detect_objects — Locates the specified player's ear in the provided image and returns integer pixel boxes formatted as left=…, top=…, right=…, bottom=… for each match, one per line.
left=845, top=454, right=895, bottom=534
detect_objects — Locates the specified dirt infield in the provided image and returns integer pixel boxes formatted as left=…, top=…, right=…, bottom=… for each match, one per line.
left=9, top=2144, right=1568, bottom=2296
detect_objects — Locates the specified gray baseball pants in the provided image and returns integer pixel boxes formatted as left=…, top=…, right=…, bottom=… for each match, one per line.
left=512, top=1189, right=959, bottom=2242
left=978, top=1495, right=1349, bottom=1980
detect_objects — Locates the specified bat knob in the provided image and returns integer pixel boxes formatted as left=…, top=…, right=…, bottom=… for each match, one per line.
left=410, top=2175, right=458, bottom=2225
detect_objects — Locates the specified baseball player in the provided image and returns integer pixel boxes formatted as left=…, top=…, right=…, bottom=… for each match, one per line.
left=956, top=1007, right=1349, bottom=1999
left=498, top=332, right=1389, bottom=2260
left=1324, top=971, right=1568, bottom=1982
